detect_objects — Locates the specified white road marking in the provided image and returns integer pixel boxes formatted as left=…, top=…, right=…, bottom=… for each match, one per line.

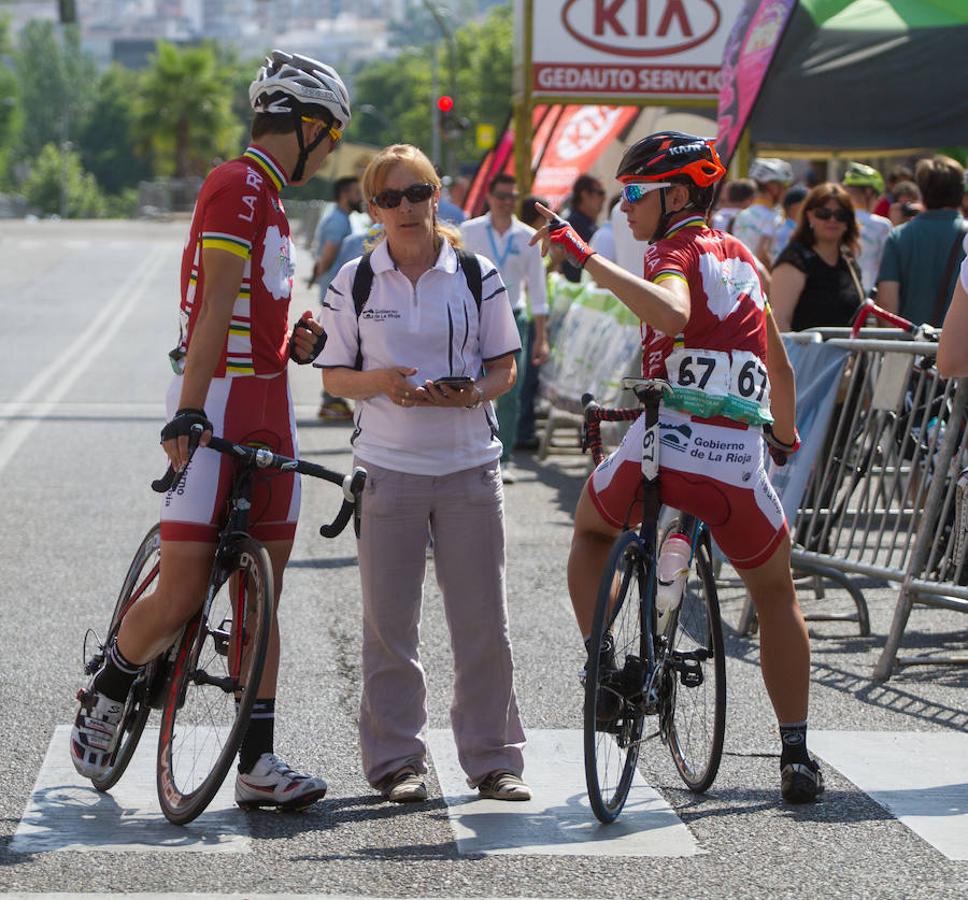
left=812, top=730, right=968, bottom=861
left=428, top=728, right=701, bottom=857
left=11, top=726, right=249, bottom=853
left=0, top=246, right=168, bottom=474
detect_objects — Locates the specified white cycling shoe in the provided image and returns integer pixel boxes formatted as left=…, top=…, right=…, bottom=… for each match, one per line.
left=70, top=687, right=124, bottom=779
left=235, top=753, right=328, bottom=811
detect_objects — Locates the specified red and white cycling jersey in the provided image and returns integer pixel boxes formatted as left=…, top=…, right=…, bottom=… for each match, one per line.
left=641, top=215, right=767, bottom=386
left=174, top=145, right=295, bottom=377
left=588, top=216, right=786, bottom=570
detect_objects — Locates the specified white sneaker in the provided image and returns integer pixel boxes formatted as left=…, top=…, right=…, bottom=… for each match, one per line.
left=235, top=753, right=328, bottom=811
left=70, top=687, right=124, bottom=779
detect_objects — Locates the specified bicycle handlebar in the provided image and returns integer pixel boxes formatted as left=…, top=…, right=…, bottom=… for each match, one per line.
left=850, top=299, right=939, bottom=342
left=151, top=428, right=366, bottom=539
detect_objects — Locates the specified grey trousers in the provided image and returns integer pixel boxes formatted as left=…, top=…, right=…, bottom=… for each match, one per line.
left=355, top=457, right=526, bottom=788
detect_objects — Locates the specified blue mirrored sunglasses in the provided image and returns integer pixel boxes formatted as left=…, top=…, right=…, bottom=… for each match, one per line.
left=621, top=182, right=672, bottom=204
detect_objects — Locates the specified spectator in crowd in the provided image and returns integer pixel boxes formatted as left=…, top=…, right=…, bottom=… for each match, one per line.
left=317, top=144, right=530, bottom=804
left=331, top=219, right=382, bottom=275
left=711, top=178, right=756, bottom=233
left=732, top=158, right=794, bottom=267
left=887, top=180, right=923, bottom=226
left=437, top=175, right=467, bottom=225
left=517, top=194, right=552, bottom=450
left=937, top=232, right=968, bottom=376
left=462, top=174, right=550, bottom=481
left=449, top=174, right=470, bottom=210
left=312, top=175, right=362, bottom=419
left=770, top=182, right=864, bottom=332
left=562, top=174, right=606, bottom=282
left=873, top=164, right=913, bottom=218
left=842, top=162, right=892, bottom=295
left=771, top=184, right=807, bottom=260
left=588, top=194, right=622, bottom=263
left=878, top=155, right=968, bottom=326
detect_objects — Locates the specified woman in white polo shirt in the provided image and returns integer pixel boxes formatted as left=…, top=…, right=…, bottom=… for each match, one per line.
left=317, top=144, right=530, bottom=804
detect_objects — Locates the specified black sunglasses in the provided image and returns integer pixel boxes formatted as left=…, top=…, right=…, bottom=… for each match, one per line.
left=812, top=206, right=850, bottom=223
left=371, top=183, right=435, bottom=209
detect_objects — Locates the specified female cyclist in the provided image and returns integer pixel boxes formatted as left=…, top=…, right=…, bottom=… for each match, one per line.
left=531, top=131, right=823, bottom=804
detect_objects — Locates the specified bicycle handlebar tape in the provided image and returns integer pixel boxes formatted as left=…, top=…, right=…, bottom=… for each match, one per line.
left=548, top=217, right=595, bottom=269
left=289, top=318, right=327, bottom=365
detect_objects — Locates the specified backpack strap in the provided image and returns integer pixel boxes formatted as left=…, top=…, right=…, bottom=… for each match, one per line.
left=455, top=247, right=483, bottom=311
left=351, top=252, right=375, bottom=370
left=929, top=220, right=968, bottom=327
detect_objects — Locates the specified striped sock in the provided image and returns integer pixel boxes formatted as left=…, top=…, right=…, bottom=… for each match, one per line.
left=93, top=638, right=143, bottom=703
left=238, top=698, right=275, bottom=774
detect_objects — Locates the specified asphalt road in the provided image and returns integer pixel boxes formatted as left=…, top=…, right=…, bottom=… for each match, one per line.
left=0, top=220, right=966, bottom=898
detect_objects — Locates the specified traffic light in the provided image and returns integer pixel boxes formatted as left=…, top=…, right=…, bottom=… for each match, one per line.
left=436, top=95, right=469, bottom=139
left=58, top=0, right=78, bottom=24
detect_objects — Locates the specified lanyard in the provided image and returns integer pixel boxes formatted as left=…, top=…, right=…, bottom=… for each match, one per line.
left=485, top=222, right=515, bottom=271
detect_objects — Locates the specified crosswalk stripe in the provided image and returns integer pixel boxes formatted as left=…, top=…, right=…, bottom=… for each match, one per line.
left=11, top=726, right=248, bottom=854
left=428, top=728, right=701, bottom=857
left=812, top=730, right=968, bottom=861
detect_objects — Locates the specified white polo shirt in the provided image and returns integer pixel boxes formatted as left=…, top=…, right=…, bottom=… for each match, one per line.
left=461, top=213, right=549, bottom=317
left=317, top=239, right=521, bottom=476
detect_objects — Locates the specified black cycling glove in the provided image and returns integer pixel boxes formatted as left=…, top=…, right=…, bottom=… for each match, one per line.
left=289, top=318, right=327, bottom=365
left=160, top=407, right=212, bottom=444
left=763, top=424, right=801, bottom=468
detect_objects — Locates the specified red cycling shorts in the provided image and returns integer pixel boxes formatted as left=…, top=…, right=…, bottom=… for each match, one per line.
left=588, top=409, right=787, bottom=570
left=159, top=371, right=300, bottom=543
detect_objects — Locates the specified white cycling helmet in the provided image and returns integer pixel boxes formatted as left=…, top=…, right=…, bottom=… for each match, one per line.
left=249, top=50, right=351, bottom=182
left=250, top=50, right=351, bottom=128
left=748, top=157, right=794, bottom=186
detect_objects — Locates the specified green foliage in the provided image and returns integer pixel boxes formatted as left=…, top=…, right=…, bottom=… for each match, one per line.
left=76, top=64, right=152, bottom=195
left=22, top=142, right=106, bottom=218
left=352, top=2, right=512, bottom=172
left=133, top=41, right=240, bottom=178
left=14, top=20, right=97, bottom=160
left=0, top=16, right=21, bottom=186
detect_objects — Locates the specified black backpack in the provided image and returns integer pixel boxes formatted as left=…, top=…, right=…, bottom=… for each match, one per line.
left=349, top=247, right=484, bottom=370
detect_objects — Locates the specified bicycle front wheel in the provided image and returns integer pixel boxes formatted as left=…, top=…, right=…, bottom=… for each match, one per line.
left=665, top=535, right=726, bottom=793
left=584, top=530, right=648, bottom=824
left=157, top=537, right=273, bottom=825
left=91, top=525, right=161, bottom=793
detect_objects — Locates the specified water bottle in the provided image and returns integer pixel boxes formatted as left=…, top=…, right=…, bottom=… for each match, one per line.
left=656, top=533, right=691, bottom=632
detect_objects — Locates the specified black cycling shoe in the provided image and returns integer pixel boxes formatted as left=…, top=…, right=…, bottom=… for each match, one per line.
left=585, top=634, right=622, bottom=727
left=781, top=757, right=825, bottom=804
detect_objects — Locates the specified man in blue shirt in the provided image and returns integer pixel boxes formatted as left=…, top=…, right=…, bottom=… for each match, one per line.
left=312, top=175, right=362, bottom=418
left=878, top=156, right=967, bottom=326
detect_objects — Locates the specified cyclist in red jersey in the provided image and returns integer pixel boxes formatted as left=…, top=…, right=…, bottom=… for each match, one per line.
left=531, top=132, right=823, bottom=804
left=70, top=51, right=349, bottom=810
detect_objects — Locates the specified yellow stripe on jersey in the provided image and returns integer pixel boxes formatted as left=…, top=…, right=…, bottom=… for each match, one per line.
left=203, top=237, right=251, bottom=259
left=654, top=272, right=688, bottom=285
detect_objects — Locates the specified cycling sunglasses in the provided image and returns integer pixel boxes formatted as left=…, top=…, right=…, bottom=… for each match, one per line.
left=811, top=206, right=850, bottom=223
left=371, top=183, right=436, bottom=209
left=300, top=115, right=342, bottom=145
left=621, top=182, right=672, bottom=204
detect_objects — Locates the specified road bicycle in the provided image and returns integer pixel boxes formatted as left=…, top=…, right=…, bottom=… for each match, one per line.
left=581, top=377, right=726, bottom=824
left=80, top=429, right=365, bottom=825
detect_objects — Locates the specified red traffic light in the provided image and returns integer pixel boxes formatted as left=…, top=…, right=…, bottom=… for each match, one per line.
left=437, top=95, right=455, bottom=113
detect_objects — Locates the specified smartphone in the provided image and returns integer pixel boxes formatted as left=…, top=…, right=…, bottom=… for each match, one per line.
left=433, top=376, right=474, bottom=389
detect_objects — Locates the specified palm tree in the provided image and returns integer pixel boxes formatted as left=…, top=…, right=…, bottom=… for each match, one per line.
left=134, top=42, right=241, bottom=179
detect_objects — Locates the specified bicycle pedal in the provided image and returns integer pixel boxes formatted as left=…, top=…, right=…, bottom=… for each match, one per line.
left=679, top=659, right=703, bottom=688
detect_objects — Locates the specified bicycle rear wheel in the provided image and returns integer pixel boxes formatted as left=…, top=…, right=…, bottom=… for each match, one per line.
left=157, top=536, right=273, bottom=825
left=91, top=525, right=161, bottom=793
left=584, top=530, right=648, bottom=824
left=664, top=535, right=726, bottom=793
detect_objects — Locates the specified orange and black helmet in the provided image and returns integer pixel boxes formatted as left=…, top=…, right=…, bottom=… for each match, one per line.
left=617, top=131, right=726, bottom=187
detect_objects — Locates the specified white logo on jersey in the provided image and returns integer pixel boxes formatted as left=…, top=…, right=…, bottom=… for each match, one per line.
left=261, top=226, right=295, bottom=301
left=699, top=252, right=764, bottom=321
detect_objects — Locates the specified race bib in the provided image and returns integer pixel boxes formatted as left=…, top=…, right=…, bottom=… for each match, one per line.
left=665, top=347, right=773, bottom=426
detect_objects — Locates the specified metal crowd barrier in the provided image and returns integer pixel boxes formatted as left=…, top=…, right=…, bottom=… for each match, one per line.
left=750, top=330, right=968, bottom=680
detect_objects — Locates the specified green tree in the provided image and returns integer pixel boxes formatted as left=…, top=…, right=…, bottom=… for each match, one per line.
left=0, top=15, right=22, bottom=186
left=14, top=20, right=96, bottom=161
left=22, top=142, right=106, bottom=218
left=133, top=41, right=239, bottom=178
left=76, top=64, right=152, bottom=195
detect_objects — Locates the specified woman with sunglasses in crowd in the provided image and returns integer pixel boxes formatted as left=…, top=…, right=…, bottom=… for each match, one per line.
left=531, top=131, right=824, bottom=805
left=315, top=144, right=531, bottom=805
left=769, top=183, right=865, bottom=332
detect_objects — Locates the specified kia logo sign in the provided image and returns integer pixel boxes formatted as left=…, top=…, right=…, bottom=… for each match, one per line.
left=561, top=0, right=721, bottom=57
